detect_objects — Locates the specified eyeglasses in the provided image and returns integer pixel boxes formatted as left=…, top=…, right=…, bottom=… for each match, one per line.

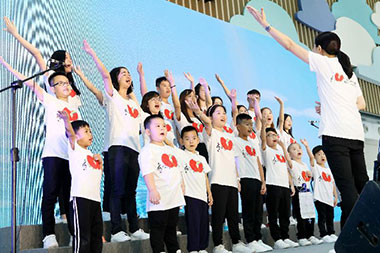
left=149, top=97, right=161, bottom=102
left=52, top=81, right=70, bottom=87
left=266, top=133, right=278, bottom=138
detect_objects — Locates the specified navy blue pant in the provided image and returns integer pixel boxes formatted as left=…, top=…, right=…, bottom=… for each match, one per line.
left=315, top=201, right=335, bottom=237
left=42, top=157, right=72, bottom=236
left=185, top=196, right=209, bottom=251
left=240, top=178, right=263, bottom=242
left=108, top=146, right=140, bottom=234
left=148, top=207, right=180, bottom=253
left=322, top=135, right=368, bottom=229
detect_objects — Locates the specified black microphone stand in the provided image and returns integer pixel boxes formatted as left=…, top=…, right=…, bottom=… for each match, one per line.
left=0, top=66, right=58, bottom=253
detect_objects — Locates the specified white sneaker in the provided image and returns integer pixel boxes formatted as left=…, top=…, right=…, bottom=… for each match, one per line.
left=258, top=240, right=273, bottom=250
left=176, top=250, right=181, bottom=253
left=330, top=234, right=338, bottom=242
left=43, top=234, right=59, bottom=249
left=328, top=250, right=336, bottom=253
left=308, top=236, right=323, bottom=245
left=284, top=238, right=299, bottom=247
left=289, top=216, right=297, bottom=225
left=248, top=240, right=270, bottom=252
left=176, top=230, right=182, bottom=235
left=213, top=244, right=232, bottom=253
left=131, top=229, right=149, bottom=240
left=298, top=238, right=312, bottom=246
left=238, top=223, right=244, bottom=230
left=232, top=241, right=251, bottom=253
left=261, top=224, right=266, bottom=229
left=274, top=239, right=289, bottom=249
left=102, top=211, right=111, bottom=221
left=322, top=235, right=335, bottom=243
left=111, top=231, right=131, bottom=242
left=199, top=250, right=208, bottom=253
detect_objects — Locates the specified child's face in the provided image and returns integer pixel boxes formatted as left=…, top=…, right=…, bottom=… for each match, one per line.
left=157, top=80, right=171, bottom=99
left=182, top=130, right=199, bottom=153
left=236, top=119, right=253, bottom=137
left=76, top=125, right=93, bottom=148
left=262, top=108, right=273, bottom=126
left=213, top=98, right=223, bottom=106
left=148, top=96, right=161, bottom=115
left=238, top=107, right=248, bottom=114
left=146, top=117, right=167, bottom=143
left=266, top=130, right=278, bottom=148
left=211, top=106, right=227, bottom=128
left=64, top=52, right=73, bottom=73
left=315, top=150, right=327, bottom=165
left=284, top=116, right=293, bottom=131
left=51, top=75, right=71, bottom=98
left=288, top=143, right=302, bottom=160
left=117, top=68, right=132, bottom=90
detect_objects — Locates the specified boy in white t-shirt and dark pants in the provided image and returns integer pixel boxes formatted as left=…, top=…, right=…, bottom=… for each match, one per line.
left=58, top=111, right=103, bottom=252
left=138, top=114, right=185, bottom=253
left=179, top=125, right=213, bottom=253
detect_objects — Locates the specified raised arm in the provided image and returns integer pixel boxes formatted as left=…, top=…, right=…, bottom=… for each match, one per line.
left=215, top=74, right=231, bottom=101
left=0, top=56, right=44, bottom=101
left=82, top=40, right=113, bottom=97
left=3, top=17, right=46, bottom=71
left=137, top=62, right=148, bottom=96
left=57, top=110, right=76, bottom=150
left=164, top=70, right=181, bottom=121
left=275, top=96, right=284, bottom=134
left=73, top=66, right=103, bottom=105
left=229, top=89, right=239, bottom=126
left=300, top=139, right=315, bottom=167
left=247, top=7, right=309, bottom=64
left=186, top=99, right=212, bottom=136
left=279, top=139, right=292, bottom=169
left=199, top=77, right=212, bottom=109
left=260, top=116, right=267, bottom=151
left=184, top=72, right=195, bottom=91
left=249, top=95, right=262, bottom=131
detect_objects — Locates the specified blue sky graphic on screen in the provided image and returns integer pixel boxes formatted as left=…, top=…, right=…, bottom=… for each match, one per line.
left=0, top=0, right=327, bottom=227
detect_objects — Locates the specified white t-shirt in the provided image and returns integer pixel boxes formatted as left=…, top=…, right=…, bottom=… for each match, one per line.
left=248, top=109, right=257, bottom=130
left=68, top=142, right=102, bottom=202
left=44, top=70, right=82, bottom=108
left=312, top=164, right=335, bottom=207
left=178, top=149, right=211, bottom=203
left=223, top=125, right=234, bottom=135
left=289, top=160, right=311, bottom=189
left=141, top=112, right=176, bottom=146
left=40, top=91, right=82, bottom=159
left=262, top=145, right=289, bottom=188
left=105, top=88, right=142, bottom=152
left=279, top=130, right=296, bottom=149
left=309, top=52, right=364, bottom=141
left=204, top=128, right=239, bottom=188
left=235, top=137, right=261, bottom=181
left=175, top=112, right=205, bottom=143
left=160, top=101, right=176, bottom=132
left=138, top=143, right=186, bottom=212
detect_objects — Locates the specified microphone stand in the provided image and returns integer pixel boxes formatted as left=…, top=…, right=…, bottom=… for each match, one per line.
left=0, top=66, right=57, bottom=253
left=310, top=122, right=319, bottom=129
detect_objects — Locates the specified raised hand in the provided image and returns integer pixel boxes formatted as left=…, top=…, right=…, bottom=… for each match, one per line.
left=164, top=70, right=174, bottom=84
left=246, top=6, right=269, bottom=28
left=137, top=62, right=144, bottom=75
left=215, top=73, right=224, bottom=84
left=57, top=110, right=70, bottom=121
left=315, top=101, right=321, bottom=115
left=3, top=17, right=18, bottom=35
left=184, top=72, right=194, bottom=83
left=185, top=99, right=201, bottom=115
left=0, top=56, right=5, bottom=65
left=73, top=66, right=83, bottom=76
left=274, top=96, right=283, bottom=105
left=300, top=138, right=309, bottom=147
left=229, top=89, right=237, bottom=100
left=83, top=40, right=94, bottom=55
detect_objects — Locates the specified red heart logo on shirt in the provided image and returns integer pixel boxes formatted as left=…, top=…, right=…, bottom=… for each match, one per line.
left=63, top=107, right=78, bottom=121
left=192, top=122, right=204, bottom=133
left=245, top=146, right=256, bottom=156
left=276, top=154, right=286, bottom=163
left=166, top=124, right=172, bottom=132
left=223, top=126, right=233, bottom=134
left=290, top=138, right=296, bottom=144
left=161, top=154, right=178, bottom=168
left=87, top=155, right=101, bottom=170
left=69, top=89, right=76, bottom=97
left=220, top=137, right=233, bottom=151
left=335, top=73, right=344, bottom=82
left=249, top=132, right=256, bottom=140
left=164, top=109, right=174, bottom=120
left=127, top=105, right=139, bottom=118
left=322, top=171, right=331, bottom=182
left=189, top=159, right=203, bottom=173
left=302, top=171, right=311, bottom=182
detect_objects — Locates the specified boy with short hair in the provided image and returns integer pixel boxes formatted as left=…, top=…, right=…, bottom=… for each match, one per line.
left=138, top=114, right=185, bottom=253
left=235, top=114, right=272, bottom=252
left=58, top=111, right=103, bottom=252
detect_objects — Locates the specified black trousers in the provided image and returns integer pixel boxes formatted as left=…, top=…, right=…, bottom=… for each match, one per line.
left=148, top=207, right=180, bottom=253
left=266, top=185, right=291, bottom=241
left=185, top=196, right=209, bottom=251
left=315, top=201, right=335, bottom=237
left=240, top=178, right=263, bottom=242
left=108, top=145, right=140, bottom=234
left=211, top=184, right=240, bottom=246
left=196, top=142, right=209, bottom=162
left=70, top=197, right=103, bottom=253
left=292, top=189, right=315, bottom=239
left=322, top=135, right=369, bottom=229
left=41, top=157, right=72, bottom=236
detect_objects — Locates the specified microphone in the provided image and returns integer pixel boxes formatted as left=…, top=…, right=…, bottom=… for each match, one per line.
left=49, top=59, right=64, bottom=70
